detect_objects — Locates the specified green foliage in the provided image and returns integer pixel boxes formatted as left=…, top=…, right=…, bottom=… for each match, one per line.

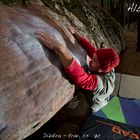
left=41, top=0, right=90, bottom=27
left=62, top=0, right=89, bottom=26
left=41, top=0, right=53, bottom=7
left=0, top=0, right=13, bottom=5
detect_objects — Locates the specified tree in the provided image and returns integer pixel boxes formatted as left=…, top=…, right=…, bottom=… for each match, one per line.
left=118, top=0, right=125, bottom=27
left=101, top=0, right=104, bottom=7
left=137, top=13, right=140, bottom=52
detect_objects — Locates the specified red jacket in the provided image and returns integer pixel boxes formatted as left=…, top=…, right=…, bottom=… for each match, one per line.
left=64, top=36, right=98, bottom=91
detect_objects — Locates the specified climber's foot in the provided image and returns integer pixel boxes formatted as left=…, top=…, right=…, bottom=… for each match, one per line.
left=35, top=30, right=64, bottom=54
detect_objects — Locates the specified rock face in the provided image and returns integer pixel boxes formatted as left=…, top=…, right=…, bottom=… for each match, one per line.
left=0, top=0, right=126, bottom=139
left=41, top=0, right=126, bottom=52
left=0, top=5, right=87, bottom=140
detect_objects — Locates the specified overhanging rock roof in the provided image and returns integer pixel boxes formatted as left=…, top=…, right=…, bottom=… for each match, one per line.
left=0, top=5, right=87, bottom=140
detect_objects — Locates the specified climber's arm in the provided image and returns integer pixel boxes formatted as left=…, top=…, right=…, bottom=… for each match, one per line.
left=78, top=36, right=96, bottom=58
left=36, top=30, right=98, bottom=91
left=68, top=26, right=96, bottom=58
left=35, top=30, right=73, bottom=67
left=56, top=47, right=98, bottom=91
left=63, top=58, right=98, bottom=91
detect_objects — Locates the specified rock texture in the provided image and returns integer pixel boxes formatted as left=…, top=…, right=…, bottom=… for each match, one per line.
left=41, top=0, right=126, bottom=52
left=0, top=0, right=126, bottom=139
left=0, top=4, right=87, bottom=140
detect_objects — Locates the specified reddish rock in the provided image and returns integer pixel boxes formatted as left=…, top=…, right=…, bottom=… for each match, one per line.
left=0, top=5, right=86, bottom=140
left=52, top=92, right=90, bottom=126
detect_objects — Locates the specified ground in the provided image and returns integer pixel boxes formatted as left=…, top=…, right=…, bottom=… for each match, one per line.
left=117, top=30, right=140, bottom=76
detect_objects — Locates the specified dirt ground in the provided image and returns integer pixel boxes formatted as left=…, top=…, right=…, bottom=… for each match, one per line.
left=116, top=31, right=140, bottom=76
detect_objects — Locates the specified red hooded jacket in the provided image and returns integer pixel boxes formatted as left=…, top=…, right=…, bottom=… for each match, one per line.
left=64, top=36, right=98, bottom=91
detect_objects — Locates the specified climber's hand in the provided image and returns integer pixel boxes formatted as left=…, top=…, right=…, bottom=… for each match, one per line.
left=35, top=30, right=73, bottom=67
left=35, top=30, right=63, bottom=54
left=67, top=26, right=76, bottom=35
left=67, top=26, right=82, bottom=41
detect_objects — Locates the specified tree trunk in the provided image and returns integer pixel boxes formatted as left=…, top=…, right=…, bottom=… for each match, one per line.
left=137, top=14, right=140, bottom=52
left=101, top=0, right=104, bottom=7
left=127, top=13, right=131, bottom=29
left=108, top=0, right=110, bottom=13
left=118, top=0, right=124, bottom=27
left=115, top=0, right=118, bottom=20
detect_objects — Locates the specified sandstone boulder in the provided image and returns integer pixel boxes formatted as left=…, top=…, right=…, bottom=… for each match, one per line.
left=0, top=5, right=86, bottom=140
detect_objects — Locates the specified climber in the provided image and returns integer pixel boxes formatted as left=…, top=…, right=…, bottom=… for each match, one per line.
left=35, top=26, right=120, bottom=112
